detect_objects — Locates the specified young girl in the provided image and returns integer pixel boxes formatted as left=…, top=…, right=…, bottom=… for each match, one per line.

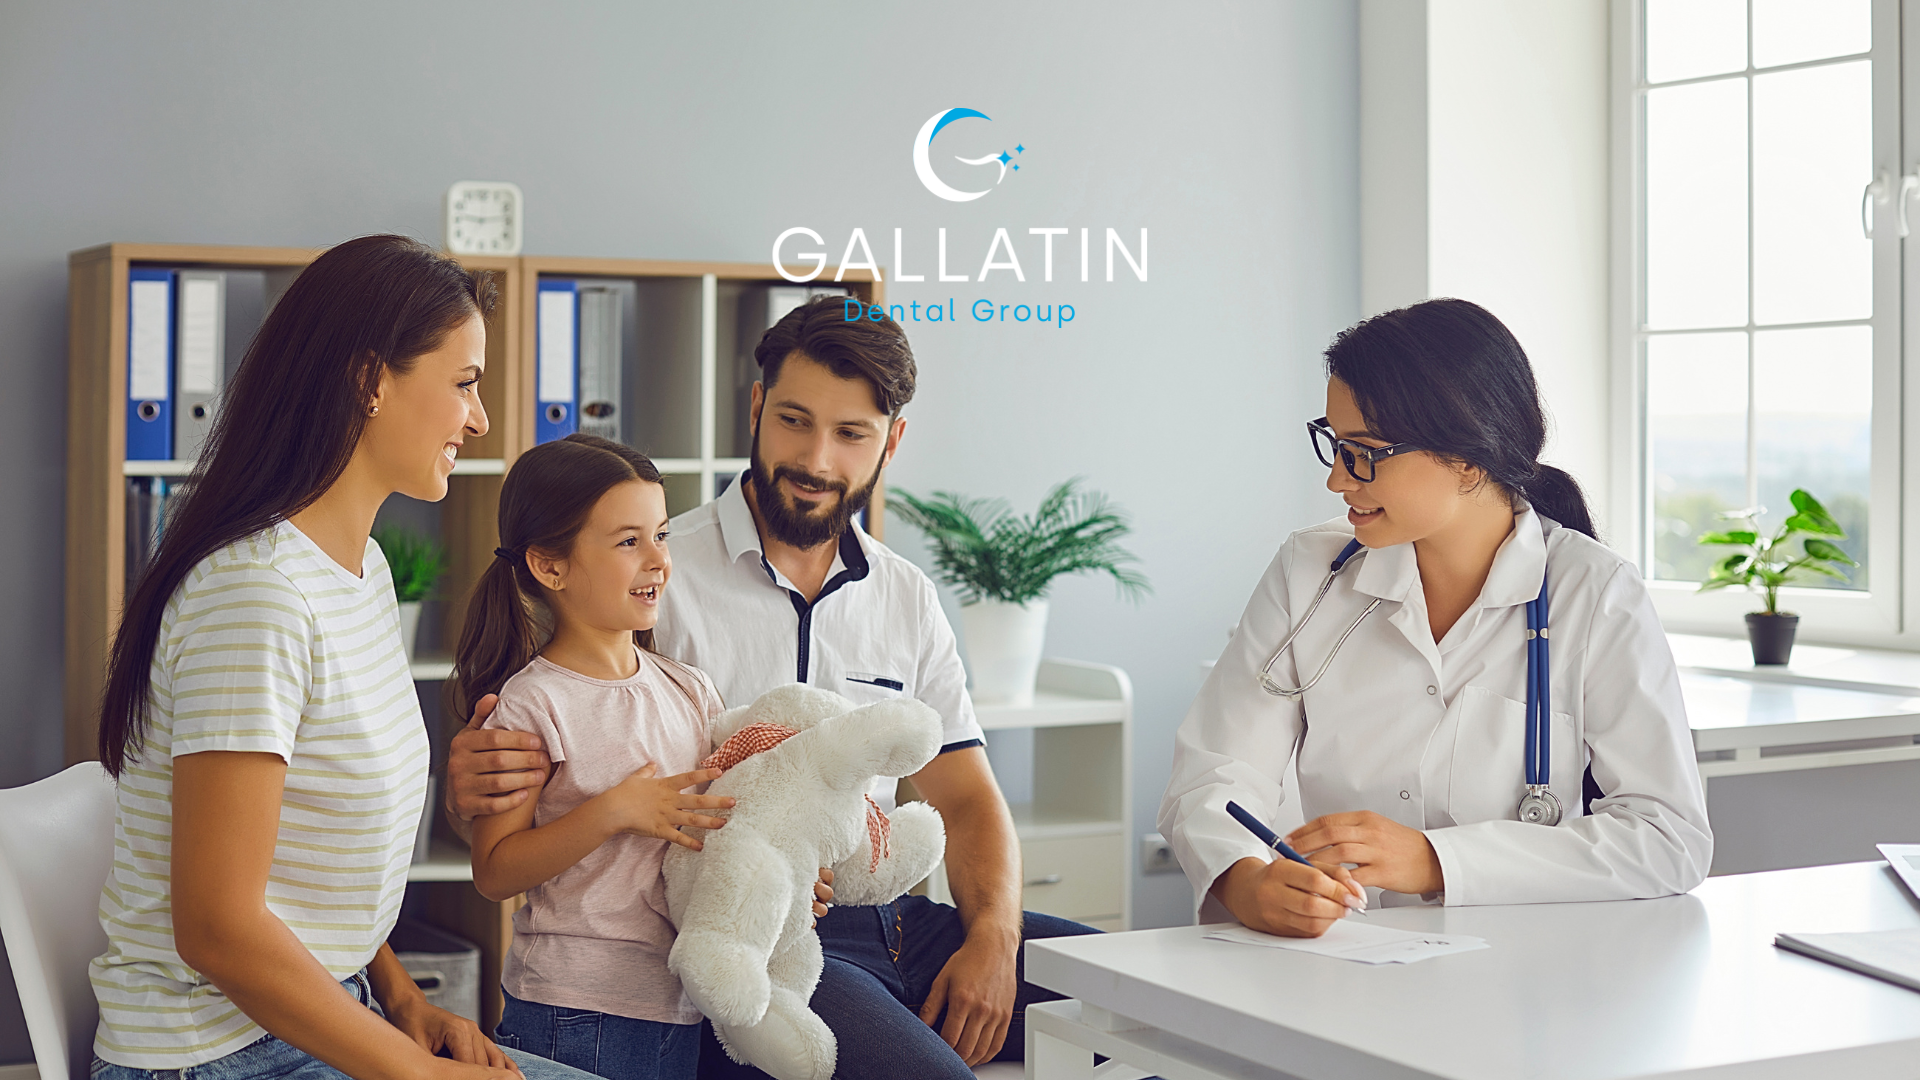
left=454, top=434, right=735, bottom=1080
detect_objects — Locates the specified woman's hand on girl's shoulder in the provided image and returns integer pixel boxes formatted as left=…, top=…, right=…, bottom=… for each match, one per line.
left=601, top=763, right=735, bottom=850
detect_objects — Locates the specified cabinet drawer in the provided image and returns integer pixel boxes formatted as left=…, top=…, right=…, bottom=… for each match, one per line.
left=1019, top=834, right=1123, bottom=922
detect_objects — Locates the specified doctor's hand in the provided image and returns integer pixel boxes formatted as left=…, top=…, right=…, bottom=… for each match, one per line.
left=1212, top=856, right=1364, bottom=938
left=1287, top=811, right=1444, bottom=896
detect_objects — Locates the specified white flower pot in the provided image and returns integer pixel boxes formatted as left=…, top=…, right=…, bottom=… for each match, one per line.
left=397, top=600, right=424, bottom=661
left=960, top=599, right=1048, bottom=707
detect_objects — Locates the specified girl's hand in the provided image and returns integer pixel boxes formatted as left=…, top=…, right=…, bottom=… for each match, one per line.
left=1286, top=810, right=1444, bottom=896
left=384, top=993, right=519, bottom=1075
left=604, top=764, right=734, bottom=849
left=813, top=867, right=835, bottom=926
left=1213, top=855, right=1363, bottom=938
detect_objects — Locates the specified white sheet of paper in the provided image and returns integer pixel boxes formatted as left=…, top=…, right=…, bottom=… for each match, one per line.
left=1205, top=921, right=1489, bottom=965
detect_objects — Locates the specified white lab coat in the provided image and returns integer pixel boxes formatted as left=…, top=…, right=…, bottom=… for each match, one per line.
left=1158, top=506, right=1711, bottom=917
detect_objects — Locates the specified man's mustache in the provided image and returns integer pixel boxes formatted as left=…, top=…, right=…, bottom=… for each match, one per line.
left=773, top=467, right=847, bottom=497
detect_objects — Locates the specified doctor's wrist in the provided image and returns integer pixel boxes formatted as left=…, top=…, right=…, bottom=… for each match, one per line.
left=1209, top=857, right=1268, bottom=922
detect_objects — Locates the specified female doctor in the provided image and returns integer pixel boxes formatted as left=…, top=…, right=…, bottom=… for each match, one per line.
left=1158, top=299, right=1711, bottom=937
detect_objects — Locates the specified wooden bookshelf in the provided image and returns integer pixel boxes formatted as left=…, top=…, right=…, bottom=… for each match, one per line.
left=66, top=242, right=884, bottom=1029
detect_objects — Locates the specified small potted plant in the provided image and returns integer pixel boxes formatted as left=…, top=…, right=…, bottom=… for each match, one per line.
left=373, top=525, right=448, bottom=661
left=1696, top=489, right=1855, bottom=666
left=890, top=478, right=1149, bottom=706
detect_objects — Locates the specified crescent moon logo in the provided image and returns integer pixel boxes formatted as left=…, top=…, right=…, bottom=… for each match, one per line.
left=914, top=108, right=1005, bottom=202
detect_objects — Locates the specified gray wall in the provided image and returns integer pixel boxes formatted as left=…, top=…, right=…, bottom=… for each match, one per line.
left=0, top=0, right=1358, bottom=1060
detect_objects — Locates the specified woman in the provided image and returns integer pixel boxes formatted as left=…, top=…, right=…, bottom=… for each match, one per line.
left=90, top=236, right=594, bottom=1080
left=1158, top=299, right=1711, bottom=936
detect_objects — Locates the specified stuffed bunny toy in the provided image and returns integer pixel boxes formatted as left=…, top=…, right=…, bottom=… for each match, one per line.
left=663, top=684, right=948, bottom=1080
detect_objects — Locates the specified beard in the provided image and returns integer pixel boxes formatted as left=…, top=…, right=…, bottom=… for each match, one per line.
left=748, top=428, right=883, bottom=550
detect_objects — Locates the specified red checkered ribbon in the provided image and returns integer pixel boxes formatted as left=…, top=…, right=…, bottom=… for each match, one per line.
left=700, top=722, right=892, bottom=873
left=700, top=722, right=798, bottom=771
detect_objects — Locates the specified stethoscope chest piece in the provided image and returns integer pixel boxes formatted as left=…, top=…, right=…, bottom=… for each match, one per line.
left=1517, top=784, right=1562, bottom=827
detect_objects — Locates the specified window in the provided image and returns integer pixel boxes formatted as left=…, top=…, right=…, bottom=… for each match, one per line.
left=1620, top=0, right=1901, bottom=636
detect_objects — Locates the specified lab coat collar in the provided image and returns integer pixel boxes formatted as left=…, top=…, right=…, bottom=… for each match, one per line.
left=1479, top=502, right=1552, bottom=610
left=1348, top=502, right=1550, bottom=611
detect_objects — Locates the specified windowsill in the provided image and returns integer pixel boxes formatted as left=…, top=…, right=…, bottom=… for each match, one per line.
left=1667, top=632, right=1920, bottom=696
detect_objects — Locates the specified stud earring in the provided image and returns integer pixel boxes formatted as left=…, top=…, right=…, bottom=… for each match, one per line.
left=367, top=404, right=380, bottom=417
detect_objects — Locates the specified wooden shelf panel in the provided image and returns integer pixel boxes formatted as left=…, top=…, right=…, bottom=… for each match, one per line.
left=122, top=458, right=507, bottom=477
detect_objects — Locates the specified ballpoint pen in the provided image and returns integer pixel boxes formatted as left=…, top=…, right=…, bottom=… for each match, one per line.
left=1225, top=800, right=1366, bottom=915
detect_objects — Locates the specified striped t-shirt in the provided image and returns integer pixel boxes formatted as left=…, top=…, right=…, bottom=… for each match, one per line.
left=90, top=520, right=429, bottom=1068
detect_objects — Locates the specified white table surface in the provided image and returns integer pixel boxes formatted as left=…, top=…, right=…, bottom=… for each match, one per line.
left=1680, top=669, right=1920, bottom=752
left=1025, top=861, right=1920, bottom=1080
left=1669, top=632, right=1920, bottom=695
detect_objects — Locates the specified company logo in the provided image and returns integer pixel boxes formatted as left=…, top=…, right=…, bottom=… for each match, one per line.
left=913, top=108, right=1023, bottom=202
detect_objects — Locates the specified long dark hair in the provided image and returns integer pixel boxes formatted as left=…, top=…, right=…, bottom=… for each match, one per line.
left=450, top=435, right=664, bottom=721
left=1324, top=298, right=1597, bottom=540
left=98, top=235, right=497, bottom=775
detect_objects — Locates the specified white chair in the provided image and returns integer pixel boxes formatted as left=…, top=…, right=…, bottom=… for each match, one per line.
left=0, top=763, right=118, bottom=1080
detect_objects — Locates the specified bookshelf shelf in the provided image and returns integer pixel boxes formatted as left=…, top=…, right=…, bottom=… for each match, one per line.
left=122, top=457, right=509, bottom=477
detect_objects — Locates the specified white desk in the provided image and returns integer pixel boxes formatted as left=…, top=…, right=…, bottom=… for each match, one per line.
left=1024, top=861, right=1920, bottom=1079
left=1668, top=635, right=1920, bottom=874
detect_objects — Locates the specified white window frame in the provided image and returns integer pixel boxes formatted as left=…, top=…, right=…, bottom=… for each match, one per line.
left=1610, top=0, right=1907, bottom=645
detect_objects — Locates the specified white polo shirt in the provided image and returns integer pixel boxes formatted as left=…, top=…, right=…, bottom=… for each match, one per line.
left=655, top=472, right=984, bottom=810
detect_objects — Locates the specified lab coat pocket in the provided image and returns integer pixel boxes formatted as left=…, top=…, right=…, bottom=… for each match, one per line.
left=1448, top=685, right=1579, bottom=826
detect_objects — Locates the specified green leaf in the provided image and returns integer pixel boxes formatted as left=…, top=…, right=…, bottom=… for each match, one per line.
left=1801, top=538, right=1858, bottom=566
left=1782, top=513, right=1845, bottom=537
left=1789, top=489, right=1829, bottom=518
left=371, top=525, right=447, bottom=603
left=1695, top=530, right=1757, bottom=547
left=890, top=480, right=1150, bottom=605
left=1794, top=560, right=1850, bottom=582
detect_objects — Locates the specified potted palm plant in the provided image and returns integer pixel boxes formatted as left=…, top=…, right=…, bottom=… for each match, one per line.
left=373, top=525, right=448, bottom=661
left=890, top=478, right=1149, bottom=706
left=1696, top=489, right=1855, bottom=666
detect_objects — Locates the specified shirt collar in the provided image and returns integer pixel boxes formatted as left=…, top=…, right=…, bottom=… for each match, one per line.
left=1348, top=502, right=1549, bottom=610
left=715, top=469, right=874, bottom=593
left=717, top=471, right=766, bottom=565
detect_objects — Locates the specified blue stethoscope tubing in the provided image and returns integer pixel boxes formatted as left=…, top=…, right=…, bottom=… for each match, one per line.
left=1256, top=538, right=1563, bottom=826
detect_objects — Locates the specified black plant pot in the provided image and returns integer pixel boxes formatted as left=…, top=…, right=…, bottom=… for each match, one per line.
left=1746, top=612, right=1800, bottom=666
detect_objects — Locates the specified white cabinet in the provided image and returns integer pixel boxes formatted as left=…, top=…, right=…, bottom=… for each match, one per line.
left=921, top=659, right=1133, bottom=931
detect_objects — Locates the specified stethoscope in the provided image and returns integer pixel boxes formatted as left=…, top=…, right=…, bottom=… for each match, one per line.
left=1256, top=538, right=1563, bottom=827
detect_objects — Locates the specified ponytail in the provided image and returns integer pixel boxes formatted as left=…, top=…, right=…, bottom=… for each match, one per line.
left=449, top=554, right=544, bottom=722
left=447, top=434, right=663, bottom=722
left=1512, top=464, right=1597, bottom=541
left=1325, top=298, right=1600, bottom=542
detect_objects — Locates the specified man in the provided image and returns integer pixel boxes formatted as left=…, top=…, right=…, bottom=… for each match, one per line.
left=445, top=297, right=1096, bottom=1079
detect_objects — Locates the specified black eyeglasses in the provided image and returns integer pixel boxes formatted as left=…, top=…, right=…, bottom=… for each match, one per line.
left=1308, top=417, right=1420, bottom=483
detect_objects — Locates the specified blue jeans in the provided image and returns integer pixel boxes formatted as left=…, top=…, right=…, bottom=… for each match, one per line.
left=495, top=989, right=700, bottom=1080
left=696, top=896, right=1100, bottom=1080
left=91, top=972, right=599, bottom=1080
